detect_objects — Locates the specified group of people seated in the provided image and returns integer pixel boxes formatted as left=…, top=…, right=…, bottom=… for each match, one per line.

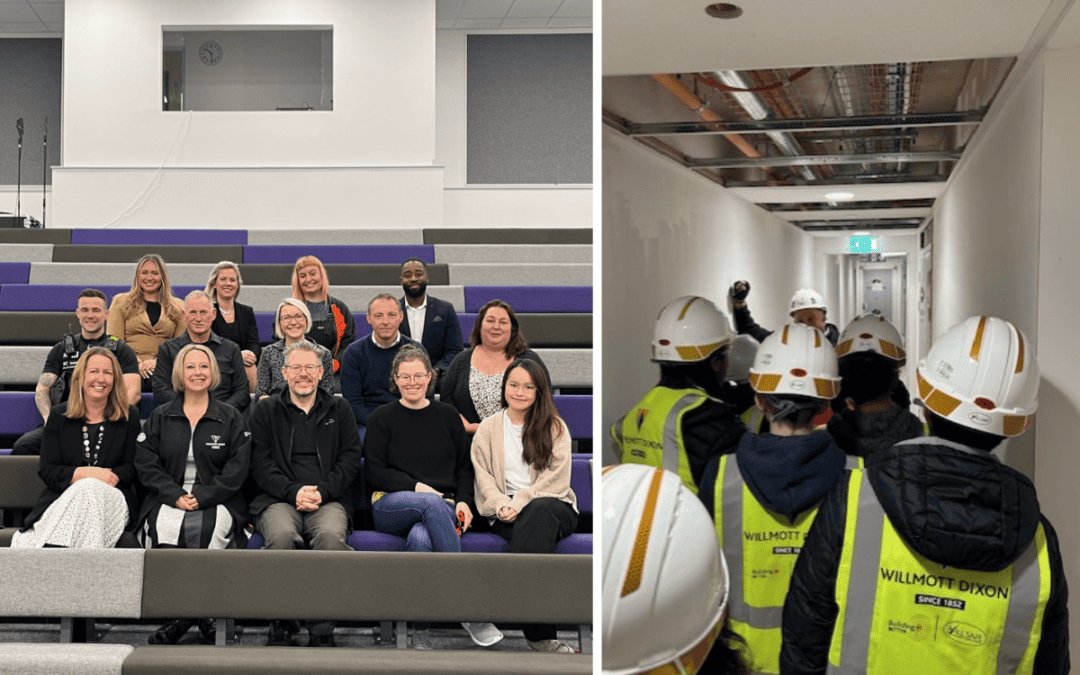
left=7, top=254, right=578, bottom=654
left=607, top=285, right=1067, bottom=675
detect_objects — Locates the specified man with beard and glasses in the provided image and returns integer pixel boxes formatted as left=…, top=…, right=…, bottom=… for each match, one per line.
left=248, top=341, right=362, bottom=648
left=397, top=258, right=463, bottom=386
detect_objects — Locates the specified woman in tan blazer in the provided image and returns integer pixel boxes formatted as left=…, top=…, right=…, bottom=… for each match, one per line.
left=107, top=254, right=186, bottom=388
left=471, top=356, right=578, bottom=654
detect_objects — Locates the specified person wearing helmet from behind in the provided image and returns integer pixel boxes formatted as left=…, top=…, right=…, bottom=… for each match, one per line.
left=729, top=281, right=840, bottom=346
left=611, top=296, right=747, bottom=494
left=603, top=463, right=748, bottom=675
left=698, top=323, right=850, bottom=675
left=827, top=313, right=923, bottom=459
left=781, top=316, right=1068, bottom=675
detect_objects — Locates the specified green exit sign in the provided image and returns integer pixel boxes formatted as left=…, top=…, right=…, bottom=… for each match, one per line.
left=846, top=236, right=881, bottom=253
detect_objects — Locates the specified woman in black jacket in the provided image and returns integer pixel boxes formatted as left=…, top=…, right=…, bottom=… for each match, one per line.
left=440, top=299, right=550, bottom=435
left=136, top=343, right=250, bottom=645
left=12, top=348, right=141, bottom=548
left=207, top=261, right=261, bottom=393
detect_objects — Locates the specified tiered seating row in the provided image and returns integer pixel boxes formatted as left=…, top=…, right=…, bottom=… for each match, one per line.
left=0, top=547, right=592, bottom=673
left=0, top=283, right=592, bottom=314
left=0, top=309, right=592, bottom=350
left=0, top=347, right=593, bottom=389
left=0, top=392, right=594, bottom=441
left=0, top=228, right=592, bottom=246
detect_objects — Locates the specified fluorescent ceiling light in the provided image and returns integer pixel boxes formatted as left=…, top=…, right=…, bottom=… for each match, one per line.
left=824, top=191, right=855, bottom=201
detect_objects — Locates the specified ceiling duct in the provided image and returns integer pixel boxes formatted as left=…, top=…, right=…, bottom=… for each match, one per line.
left=713, top=70, right=817, bottom=181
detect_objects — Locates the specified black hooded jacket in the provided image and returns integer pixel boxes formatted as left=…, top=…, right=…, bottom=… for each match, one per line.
left=699, top=430, right=846, bottom=525
left=780, top=437, right=1069, bottom=675
left=826, top=403, right=924, bottom=458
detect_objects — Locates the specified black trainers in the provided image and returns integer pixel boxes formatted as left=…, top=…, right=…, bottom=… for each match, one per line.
left=266, top=620, right=297, bottom=647
left=308, top=633, right=338, bottom=648
left=149, top=619, right=192, bottom=645
left=198, top=618, right=216, bottom=644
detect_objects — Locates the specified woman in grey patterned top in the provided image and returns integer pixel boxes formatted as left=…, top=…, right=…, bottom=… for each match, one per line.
left=255, top=299, right=334, bottom=400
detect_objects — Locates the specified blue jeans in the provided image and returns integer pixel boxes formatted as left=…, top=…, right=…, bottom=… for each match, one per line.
left=372, top=491, right=461, bottom=552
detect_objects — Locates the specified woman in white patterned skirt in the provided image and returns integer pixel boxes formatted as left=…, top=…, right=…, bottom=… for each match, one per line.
left=12, top=347, right=141, bottom=548
left=135, top=343, right=250, bottom=645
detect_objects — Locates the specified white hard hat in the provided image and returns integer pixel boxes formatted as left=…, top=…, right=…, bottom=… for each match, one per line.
left=652, top=296, right=735, bottom=363
left=789, top=288, right=827, bottom=315
left=836, top=313, right=906, bottom=361
left=726, top=334, right=760, bottom=383
left=602, top=464, right=729, bottom=675
left=749, top=323, right=841, bottom=399
left=917, top=316, right=1038, bottom=437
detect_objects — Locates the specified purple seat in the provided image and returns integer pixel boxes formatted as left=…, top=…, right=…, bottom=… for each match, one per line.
left=554, top=395, right=592, bottom=439
left=71, top=230, right=248, bottom=245
left=464, top=286, right=592, bottom=313
left=0, top=284, right=202, bottom=311
left=243, top=245, right=434, bottom=265
left=0, top=263, right=30, bottom=284
left=570, top=457, right=591, bottom=514
left=0, top=392, right=43, bottom=434
left=554, top=533, right=592, bottom=554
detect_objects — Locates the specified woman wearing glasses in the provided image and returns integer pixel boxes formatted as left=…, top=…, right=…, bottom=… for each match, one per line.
left=364, top=345, right=502, bottom=647
left=255, top=299, right=334, bottom=400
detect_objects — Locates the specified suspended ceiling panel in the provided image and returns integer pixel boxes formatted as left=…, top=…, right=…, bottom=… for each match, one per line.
left=604, top=0, right=1055, bottom=76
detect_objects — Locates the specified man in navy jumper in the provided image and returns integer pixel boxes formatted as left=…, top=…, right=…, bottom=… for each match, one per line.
left=340, top=294, right=424, bottom=437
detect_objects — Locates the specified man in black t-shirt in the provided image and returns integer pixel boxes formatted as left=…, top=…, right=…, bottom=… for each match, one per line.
left=12, top=288, right=141, bottom=456
left=248, top=341, right=362, bottom=647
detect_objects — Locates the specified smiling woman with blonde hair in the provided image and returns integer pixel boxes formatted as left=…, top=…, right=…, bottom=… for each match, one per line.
left=107, top=254, right=186, bottom=386
left=206, top=261, right=260, bottom=392
left=12, top=347, right=142, bottom=549
left=136, top=342, right=250, bottom=645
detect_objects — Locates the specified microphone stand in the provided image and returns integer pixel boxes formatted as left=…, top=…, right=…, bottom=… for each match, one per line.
left=42, top=117, right=47, bottom=228
left=16, top=122, right=23, bottom=222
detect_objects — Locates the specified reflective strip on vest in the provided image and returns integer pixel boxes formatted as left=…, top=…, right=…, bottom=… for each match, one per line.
left=616, top=388, right=709, bottom=494
left=715, top=454, right=820, bottom=675
left=741, top=406, right=766, bottom=434
left=827, top=470, right=1050, bottom=675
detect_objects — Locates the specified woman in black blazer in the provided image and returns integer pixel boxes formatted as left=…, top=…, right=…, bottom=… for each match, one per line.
left=207, top=261, right=261, bottom=392
left=12, top=347, right=141, bottom=548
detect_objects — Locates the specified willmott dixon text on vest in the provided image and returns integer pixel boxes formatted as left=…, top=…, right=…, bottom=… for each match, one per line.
left=880, top=567, right=1010, bottom=600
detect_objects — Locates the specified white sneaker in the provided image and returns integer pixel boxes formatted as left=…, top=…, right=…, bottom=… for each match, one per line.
left=461, top=622, right=503, bottom=647
left=528, top=638, right=576, bottom=653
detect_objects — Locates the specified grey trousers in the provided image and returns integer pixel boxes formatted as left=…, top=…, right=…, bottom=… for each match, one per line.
left=255, top=501, right=352, bottom=637
left=256, top=501, right=352, bottom=552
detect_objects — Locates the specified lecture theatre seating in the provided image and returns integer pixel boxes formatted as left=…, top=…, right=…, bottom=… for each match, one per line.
left=0, top=228, right=593, bottom=671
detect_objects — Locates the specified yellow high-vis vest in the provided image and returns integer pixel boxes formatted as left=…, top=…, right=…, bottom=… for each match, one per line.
left=713, top=453, right=860, bottom=675
left=611, top=386, right=709, bottom=494
left=828, top=469, right=1051, bottom=675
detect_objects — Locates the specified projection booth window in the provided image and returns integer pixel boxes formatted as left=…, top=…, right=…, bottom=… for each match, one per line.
left=162, top=28, right=333, bottom=112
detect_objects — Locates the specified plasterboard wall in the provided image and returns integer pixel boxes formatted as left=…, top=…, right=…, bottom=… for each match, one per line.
left=602, top=129, right=815, bottom=463
left=928, top=52, right=1043, bottom=478
left=1039, top=44, right=1080, bottom=669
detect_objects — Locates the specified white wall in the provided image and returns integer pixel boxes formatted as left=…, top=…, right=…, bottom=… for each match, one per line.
left=602, top=129, right=816, bottom=462
left=928, top=54, right=1043, bottom=477
left=53, top=0, right=442, bottom=229
left=1038, top=44, right=1080, bottom=670
left=435, top=29, right=591, bottom=229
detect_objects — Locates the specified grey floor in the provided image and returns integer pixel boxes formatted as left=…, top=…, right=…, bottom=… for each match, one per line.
left=0, top=621, right=582, bottom=653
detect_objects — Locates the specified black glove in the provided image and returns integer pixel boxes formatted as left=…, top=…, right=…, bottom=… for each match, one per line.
left=730, top=280, right=750, bottom=301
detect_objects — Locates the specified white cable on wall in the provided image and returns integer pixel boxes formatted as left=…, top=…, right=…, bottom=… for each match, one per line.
left=101, top=111, right=194, bottom=229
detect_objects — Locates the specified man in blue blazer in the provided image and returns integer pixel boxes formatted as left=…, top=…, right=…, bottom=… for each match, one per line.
left=398, top=258, right=464, bottom=382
